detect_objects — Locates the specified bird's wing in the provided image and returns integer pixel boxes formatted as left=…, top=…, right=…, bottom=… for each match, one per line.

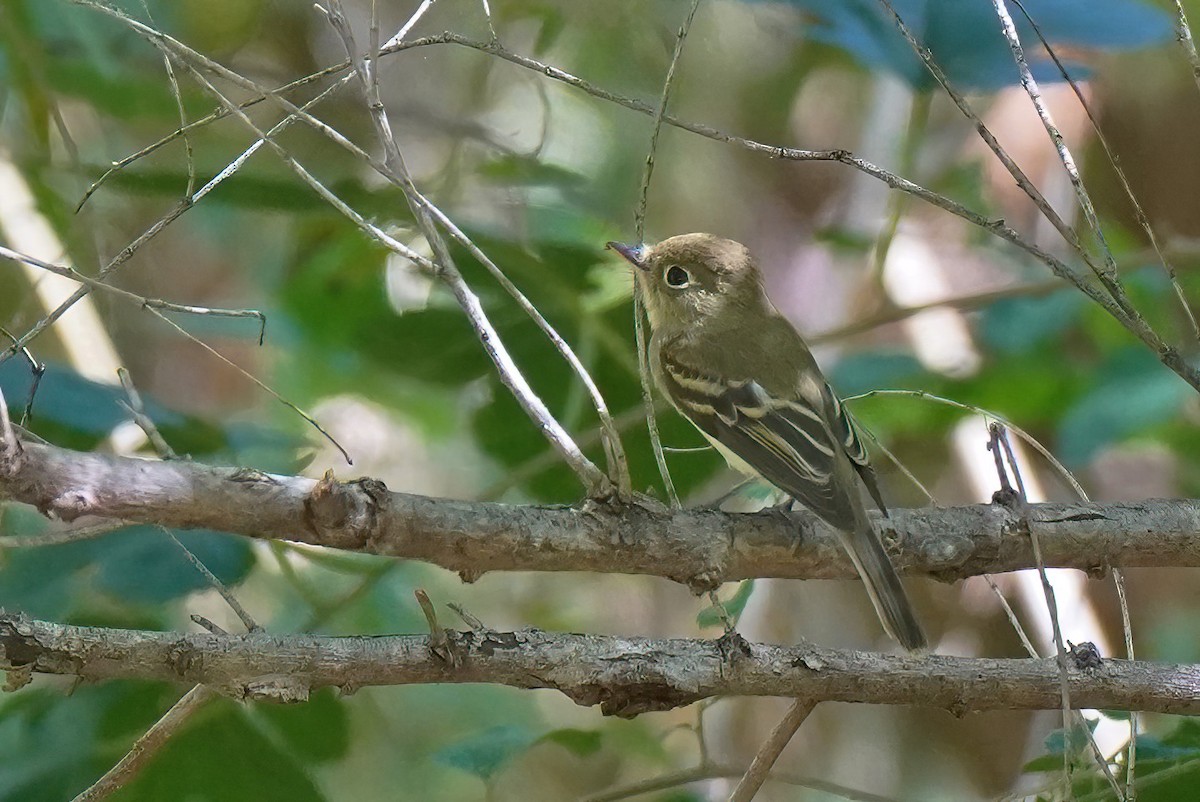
left=825, top=384, right=887, bottom=514
left=659, top=353, right=859, bottom=530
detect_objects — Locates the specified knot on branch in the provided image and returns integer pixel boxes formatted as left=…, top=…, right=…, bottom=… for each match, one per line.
left=574, top=680, right=704, bottom=719
left=0, top=614, right=79, bottom=676
left=45, top=489, right=99, bottom=522
left=241, top=674, right=311, bottom=703
left=0, top=433, right=23, bottom=478
left=303, top=471, right=388, bottom=550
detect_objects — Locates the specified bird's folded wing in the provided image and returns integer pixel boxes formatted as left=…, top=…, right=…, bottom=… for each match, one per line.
left=659, top=355, right=858, bottom=530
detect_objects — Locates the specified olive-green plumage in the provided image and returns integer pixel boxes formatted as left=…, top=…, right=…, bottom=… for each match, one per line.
left=609, top=233, right=926, bottom=652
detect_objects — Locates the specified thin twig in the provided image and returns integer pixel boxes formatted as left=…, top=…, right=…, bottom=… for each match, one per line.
left=984, top=575, right=1040, bottom=657
left=1172, top=0, right=1200, bottom=97
left=141, top=0, right=194, bottom=198
left=60, top=17, right=1200, bottom=390
left=1008, top=0, right=1198, bottom=340
left=0, top=519, right=127, bottom=549
left=320, top=0, right=607, bottom=493
left=166, top=529, right=260, bottom=633
left=583, top=763, right=895, bottom=802
left=729, top=698, right=818, bottom=802
left=846, top=389, right=1087, bottom=500
left=117, top=368, right=177, bottom=459
left=635, top=0, right=701, bottom=240
left=990, top=0, right=1124, bottom=306
left=144, top=306, right=350, bottom=464
left=872, top=0, right=1200, bottom=395
left=1114, top=569, right=1137, bottom=800
left=0, top=386, right=14, bottom=456
left=0, top=246, right=267, bottom=338
left=406, top=185, right=631, bottom=496
left=629, top=0, right=701, bottom=507
left=0, top=326, right=43, bottom=425
left=70, top=685, right=216, bottom=802
left=993, top=425, right=1126, bottom=796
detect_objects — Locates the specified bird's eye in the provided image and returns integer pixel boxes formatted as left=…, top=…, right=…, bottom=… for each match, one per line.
left=664, top=265, right=691, bottom=288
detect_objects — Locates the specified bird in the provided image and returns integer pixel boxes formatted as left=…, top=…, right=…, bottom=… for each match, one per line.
left=608, top=233, right=927, bottom=652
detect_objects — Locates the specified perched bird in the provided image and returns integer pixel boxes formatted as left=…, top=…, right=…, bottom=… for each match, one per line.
left=608, top=233, right=926, bottom=652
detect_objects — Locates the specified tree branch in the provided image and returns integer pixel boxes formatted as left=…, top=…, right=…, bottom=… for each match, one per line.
left=2, top=435, right=1199, bottom=588
left=2, top=613, right=1198, bottom=717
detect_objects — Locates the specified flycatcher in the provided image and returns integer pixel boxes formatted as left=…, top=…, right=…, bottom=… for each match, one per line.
left=608, top=233, right=926, bottom=652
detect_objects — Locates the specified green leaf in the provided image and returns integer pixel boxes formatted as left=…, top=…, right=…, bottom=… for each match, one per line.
left=537, top=728, right=603, bottom=757
left=433, top=724, right=538, bottom=780
left=776, top=0, right=1171, bottom=91
left=0, top=681, right=179, bottom=802
left=0, top=526, right=254, bottom=617
left=1058, top=348, right=1191, bottom=465
left=478, top=155, right=587, bottom=189
left=252, top=688, right=349, bottom=764
left=980, top=291, right=1083, bottom=354
left=698, top=580, right=756, bottom=628
left=113, top=698, right=327, bottom=802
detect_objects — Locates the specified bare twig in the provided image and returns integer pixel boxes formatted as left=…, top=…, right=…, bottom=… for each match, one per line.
left=984, top=574, right=1040, bottom=657
left=0, top=386, right=14, bottom=458
left=166, top=530, right=260, bottom=633
left=1008, top=0, right=1198, bottom=340
left=635, top=0, right=701, bottom=240
left=144, top=307, right=349, bottom=464
left=729, top=698, right=818, bottom=802
left=628, top=1, right=702, bottom=508
left=1172, top=0, right=1200, bottom=97
left=1114, top=569, right=1138, bottom=799
left=333, top=0, right=608, bottom=492
left=583, top=764, right=895, bottom=802
left=0, top=326, right=45, bottom=425
left=117, top=368, right=176, bottom=459
left=70, top=685, right=216, bottom=802
left=0, top=246, right=267, bottom=339
left=990, top=0, right=1122, bottom=303
left=0, top=519, right=126, bottom=549
left=414, top=588, right=452, bottom=658
left=847, top=389, right=1087, bottom=500
left=991, top=425, right=1121, bottom=797
left=873, top=0, right=1200, bottom=395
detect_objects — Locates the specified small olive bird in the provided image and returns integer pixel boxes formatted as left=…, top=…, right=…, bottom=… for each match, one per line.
left=608, top=233, right=926, bottom=652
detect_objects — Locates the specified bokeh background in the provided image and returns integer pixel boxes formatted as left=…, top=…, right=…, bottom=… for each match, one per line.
left=2, top=0, right=1200, bottom=799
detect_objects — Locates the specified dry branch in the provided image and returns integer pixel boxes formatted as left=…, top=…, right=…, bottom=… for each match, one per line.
left=2, top=435, right=1200, bottom=589
left=2, top=613, right=1198, bottom=717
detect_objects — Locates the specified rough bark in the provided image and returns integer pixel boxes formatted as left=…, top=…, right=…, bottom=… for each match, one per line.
left=2, top=613, right=1197, bottom=717
left=2, top=436, right=1198, bottom=590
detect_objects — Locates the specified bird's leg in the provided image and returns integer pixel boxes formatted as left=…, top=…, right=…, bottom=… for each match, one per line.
left=771, top=495, right=796, bottom=512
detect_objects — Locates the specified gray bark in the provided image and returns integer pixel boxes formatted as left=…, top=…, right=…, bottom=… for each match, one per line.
left=3, top=613, right=1197, bottom=716
left=1, top=436, right=1198, bottom=590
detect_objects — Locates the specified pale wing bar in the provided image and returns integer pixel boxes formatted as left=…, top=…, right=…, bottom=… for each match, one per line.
left=661, top=360, right=857, bottom=529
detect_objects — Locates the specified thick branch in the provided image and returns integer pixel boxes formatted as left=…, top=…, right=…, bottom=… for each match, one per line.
left=0, top=436, right=1185, bottom=584
left=1, top=613, right=1197, bottom=716
left=1, top=436, right=1199, bottom=588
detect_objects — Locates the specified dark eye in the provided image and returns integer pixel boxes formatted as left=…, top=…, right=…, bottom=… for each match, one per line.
left=664, top=265, right=690, bottom=288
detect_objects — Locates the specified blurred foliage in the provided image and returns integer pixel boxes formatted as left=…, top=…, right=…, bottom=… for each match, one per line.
left=1, top=0, right=1200, bottom=799
left=782, top=0, right=1172, bottom=90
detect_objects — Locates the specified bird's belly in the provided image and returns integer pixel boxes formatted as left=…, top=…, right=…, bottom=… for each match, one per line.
left=694, top=427, right=761, bottom=480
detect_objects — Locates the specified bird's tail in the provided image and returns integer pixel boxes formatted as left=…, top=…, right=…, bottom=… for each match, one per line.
left=839, top=519, right=927, bottom=652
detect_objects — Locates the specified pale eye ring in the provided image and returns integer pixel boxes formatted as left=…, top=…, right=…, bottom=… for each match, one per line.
left=664, top=265, right=691, bottom=288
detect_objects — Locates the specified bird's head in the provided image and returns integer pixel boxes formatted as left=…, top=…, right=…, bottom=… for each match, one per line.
left=606, top=233, right=767, bottom=334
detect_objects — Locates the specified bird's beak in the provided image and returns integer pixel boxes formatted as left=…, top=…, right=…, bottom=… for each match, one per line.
left=605, top=241, right=648, bottom=271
